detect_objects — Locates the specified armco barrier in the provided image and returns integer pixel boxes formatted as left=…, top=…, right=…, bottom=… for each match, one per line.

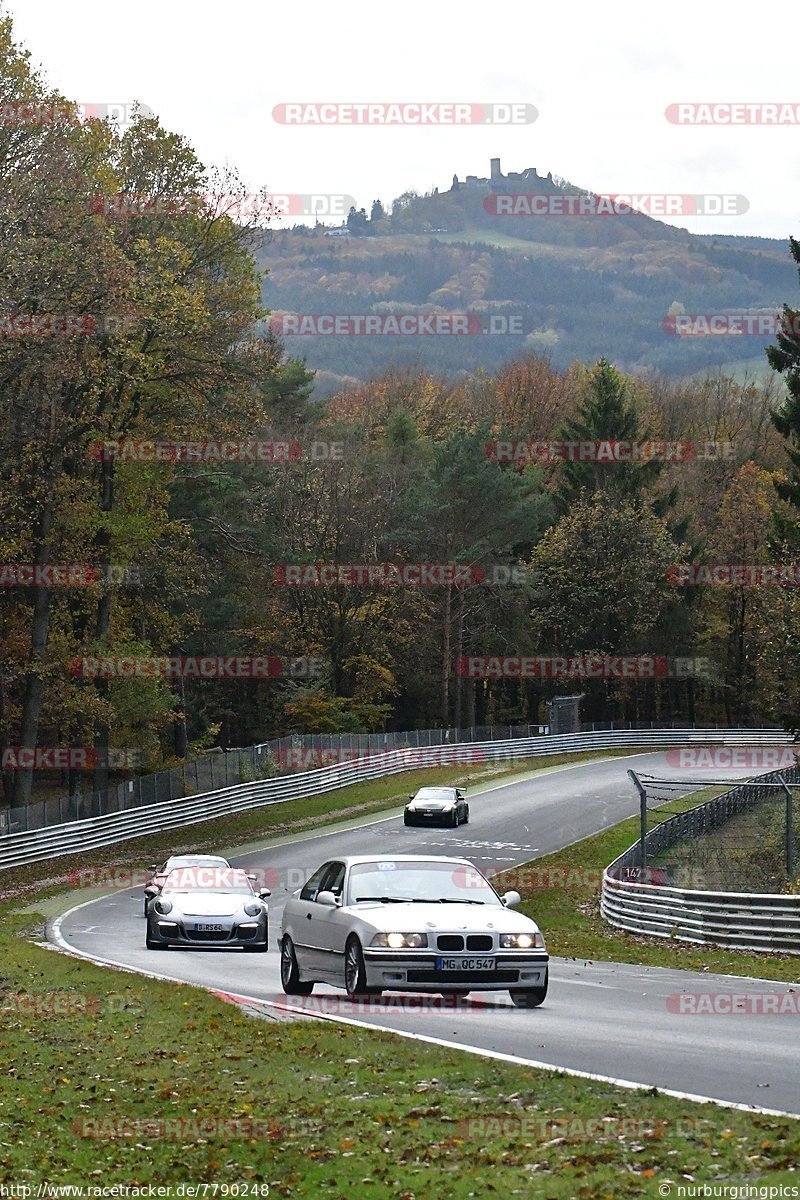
left=0, top=727, right=791, bottom=873
left=602, top=761, right=800, bottom=954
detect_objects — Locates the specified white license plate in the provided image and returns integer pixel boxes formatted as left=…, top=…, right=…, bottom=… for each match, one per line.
left=194, top=923, right=223, bottom=931
left=436, top=956, right=496, bottom=972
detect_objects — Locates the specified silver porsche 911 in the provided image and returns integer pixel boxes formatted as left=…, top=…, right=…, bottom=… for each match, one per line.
left=279, top=855, right=549, bottom=1007
left=142, top=853, right=231, bottom=916
left=145, top=865, right=270, bottom=951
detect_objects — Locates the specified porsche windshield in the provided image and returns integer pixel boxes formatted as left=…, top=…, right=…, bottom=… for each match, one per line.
left=162, top=868, right=253, bottom=895
left=348, top=860, right=501, bottom=905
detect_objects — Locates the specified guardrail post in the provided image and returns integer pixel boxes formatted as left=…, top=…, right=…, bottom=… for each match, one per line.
left=628, top=769, right=648, bottom=871
left=778, top=774, right=795, bottom=881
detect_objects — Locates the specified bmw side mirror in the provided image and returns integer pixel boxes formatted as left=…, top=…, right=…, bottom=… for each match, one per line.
left=501, top=890, right=521, bottom=908
left=258, top=888, right=271, bottom=899
left=316, top=890, right=338, bottom=907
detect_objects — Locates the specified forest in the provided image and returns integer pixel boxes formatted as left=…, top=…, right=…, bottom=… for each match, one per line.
left=3, top=14, right=800, bottom=813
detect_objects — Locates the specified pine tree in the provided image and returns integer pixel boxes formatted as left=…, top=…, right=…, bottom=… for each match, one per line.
left=554, top=359, right=664, bottom=512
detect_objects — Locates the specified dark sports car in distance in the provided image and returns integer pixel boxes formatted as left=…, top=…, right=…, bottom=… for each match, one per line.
left=404, top=786, right=469, bottom=827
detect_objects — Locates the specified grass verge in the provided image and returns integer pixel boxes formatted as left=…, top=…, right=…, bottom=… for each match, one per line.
left=2, top=906, right=799, bottom=1194
left=6, top=748, right=798, bottom=1193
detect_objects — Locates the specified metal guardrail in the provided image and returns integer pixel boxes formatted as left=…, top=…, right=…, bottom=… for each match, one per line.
left=9, top=723, right=542, bottom=834
left=0, top=727, right=791, bottom=873
left=9, top=717, right=774, bottom=835
left=602, top=762, right=800, bottom=954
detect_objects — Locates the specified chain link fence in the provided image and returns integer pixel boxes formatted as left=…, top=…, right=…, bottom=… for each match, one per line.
left=2, top=719, right=781, bottom=835
left=622, top=764, right=800, bottom=893
left=3, top=724, right=534, bottom=833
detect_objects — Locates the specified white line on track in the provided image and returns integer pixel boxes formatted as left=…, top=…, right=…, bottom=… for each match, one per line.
left=45, top=752, right=800, bottom=1121
left=48, top=896, right=800, bottom=1122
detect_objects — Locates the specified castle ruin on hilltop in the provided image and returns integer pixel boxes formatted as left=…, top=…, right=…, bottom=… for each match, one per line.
left=451, top=158, right=555, bottom=192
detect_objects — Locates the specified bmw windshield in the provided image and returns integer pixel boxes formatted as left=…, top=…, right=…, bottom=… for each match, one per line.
left=347, top=860, right=501, bottom=906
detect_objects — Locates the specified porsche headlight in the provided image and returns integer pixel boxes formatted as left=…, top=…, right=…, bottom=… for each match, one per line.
left=370, top=932, right=428, bottom=949
left=500, top=932, right=545, bottom=949
left=244, top=902, right=263, bottom=917
left=154, top=898, right=173, bottom=916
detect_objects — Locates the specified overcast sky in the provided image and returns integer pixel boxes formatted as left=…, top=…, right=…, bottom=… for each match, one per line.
left=6, top=0, right=799, bottom=239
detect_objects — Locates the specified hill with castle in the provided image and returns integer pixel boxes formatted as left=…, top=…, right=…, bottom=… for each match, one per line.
left=451, top=157, right=557, bottom=192
left=256, top=159, right=794, bottom=397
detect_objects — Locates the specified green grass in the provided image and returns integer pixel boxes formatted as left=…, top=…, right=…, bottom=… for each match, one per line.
left=3, top=906, right=800, bottom=1193
left=5, top=749, right=800, bottom=1191
left=500, top=789, right=800, bottom=982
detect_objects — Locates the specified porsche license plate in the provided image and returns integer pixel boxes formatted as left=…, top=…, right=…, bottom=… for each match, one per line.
left=194, top=923, right=223, bottom=932
left=436, top=956, right=495, bottom=972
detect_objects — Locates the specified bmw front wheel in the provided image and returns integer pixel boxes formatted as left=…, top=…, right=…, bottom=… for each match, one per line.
left=344, top=936, right=381, bottom=998
left=509, top=971, right=548, bottom=1007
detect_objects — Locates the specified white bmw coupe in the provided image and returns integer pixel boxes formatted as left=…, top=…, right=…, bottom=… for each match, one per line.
left=279, top=855, right=549, bottom=1007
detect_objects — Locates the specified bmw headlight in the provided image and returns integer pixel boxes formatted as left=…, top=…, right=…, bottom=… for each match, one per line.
left=500, top=932, right=545, bottom=949
left=154, top=898, right=173, bottom=915
left=244, top=902, right=263, bottom=917
left=370, top=932, right=428, bottom=949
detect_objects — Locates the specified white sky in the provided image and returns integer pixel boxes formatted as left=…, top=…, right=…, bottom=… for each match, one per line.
left=5, top=0, right=800, bottom=239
